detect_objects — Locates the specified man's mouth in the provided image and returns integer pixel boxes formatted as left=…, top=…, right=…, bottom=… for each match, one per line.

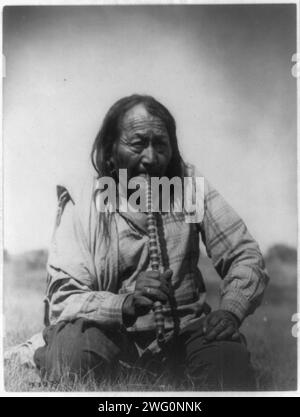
left=134, top=169, right=162, bottom=178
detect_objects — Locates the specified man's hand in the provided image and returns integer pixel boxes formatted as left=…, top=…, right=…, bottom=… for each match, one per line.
left=203, top=310, right=241, bottom=342
left=122, top=269, right=173, bottom=326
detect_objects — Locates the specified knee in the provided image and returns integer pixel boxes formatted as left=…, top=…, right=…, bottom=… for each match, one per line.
left=217, top=340, right=250, bottom=368
left=60, top=336, right=107, bottom=380
left=187, top=340, right=255, bottom=390
left=36, top=320, right=119, bottom=382
left=213, top=341, right=255, bottom=389
left=215, top=341, right=255, bottom=390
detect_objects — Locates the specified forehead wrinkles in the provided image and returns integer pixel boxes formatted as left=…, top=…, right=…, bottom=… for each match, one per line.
left=121, top=114, right=167, bottom=135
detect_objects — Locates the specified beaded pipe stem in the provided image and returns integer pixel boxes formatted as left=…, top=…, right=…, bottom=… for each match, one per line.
left=145, top=174, right=165, bottom=346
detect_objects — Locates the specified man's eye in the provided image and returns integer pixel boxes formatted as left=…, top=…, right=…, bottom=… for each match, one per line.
left=155, top=142, right=168, bottom=152
left=130, top=142, right=144, bottom=152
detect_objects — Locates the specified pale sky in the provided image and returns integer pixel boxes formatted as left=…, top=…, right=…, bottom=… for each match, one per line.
left=3, top=5, right=297, bottom=254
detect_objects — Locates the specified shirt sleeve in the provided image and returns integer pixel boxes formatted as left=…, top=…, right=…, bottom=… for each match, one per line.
left=45, top=188, right=130, bottom=329
left=199, top=179, right=269, bottom=323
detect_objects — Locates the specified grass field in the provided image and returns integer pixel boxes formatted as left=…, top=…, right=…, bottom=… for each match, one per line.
left=3, top=249, right=298, bottom=392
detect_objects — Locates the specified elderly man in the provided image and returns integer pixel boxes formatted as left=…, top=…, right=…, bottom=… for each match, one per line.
left=11, top=95, right=269, bottom=390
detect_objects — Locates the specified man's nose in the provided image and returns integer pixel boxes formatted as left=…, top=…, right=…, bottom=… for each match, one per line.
left=141, top=144, right=157, bottom=168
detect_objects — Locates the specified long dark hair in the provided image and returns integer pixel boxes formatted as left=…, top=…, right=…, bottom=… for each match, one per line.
left=91, top=94, right=185, bottom=180
left=91, top=94, right=186, bottom=243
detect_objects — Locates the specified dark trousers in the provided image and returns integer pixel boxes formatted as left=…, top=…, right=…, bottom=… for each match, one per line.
left=34, top=317, right=255, bottom=390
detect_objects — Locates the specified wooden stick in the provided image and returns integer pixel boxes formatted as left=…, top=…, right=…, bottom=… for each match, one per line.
left=145, top=175, right=165, bottom=346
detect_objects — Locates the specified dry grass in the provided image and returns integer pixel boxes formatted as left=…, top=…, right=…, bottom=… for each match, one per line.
left=3, top=256, right=298, bottom=392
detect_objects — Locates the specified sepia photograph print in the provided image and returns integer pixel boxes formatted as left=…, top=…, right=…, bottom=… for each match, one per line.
left=2, top=3, right=298, bottom=393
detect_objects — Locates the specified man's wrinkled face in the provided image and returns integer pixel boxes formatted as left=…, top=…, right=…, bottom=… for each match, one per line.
left=112, top=104, right=172, bottom=180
